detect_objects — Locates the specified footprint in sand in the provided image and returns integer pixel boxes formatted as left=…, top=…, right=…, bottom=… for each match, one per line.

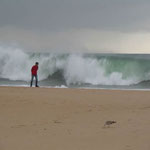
left=53, top=120, right=62, bottom=124
left=11, top=124, right=26, bottom=128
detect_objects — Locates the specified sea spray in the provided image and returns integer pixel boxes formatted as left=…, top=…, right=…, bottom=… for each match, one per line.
left=0, top=46, right=150, bottom=87
left=64, top=54, right=137, bottom=85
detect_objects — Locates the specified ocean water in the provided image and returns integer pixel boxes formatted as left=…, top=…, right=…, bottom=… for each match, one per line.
left=1, top=47, right=150, bottom=90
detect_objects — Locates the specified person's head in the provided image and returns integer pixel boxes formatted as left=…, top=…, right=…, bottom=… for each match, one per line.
left=35, top=62, right=39, bottom=66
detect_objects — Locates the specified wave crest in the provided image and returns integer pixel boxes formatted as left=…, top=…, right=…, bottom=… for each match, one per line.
left=0, top=46, right=150, bottom=86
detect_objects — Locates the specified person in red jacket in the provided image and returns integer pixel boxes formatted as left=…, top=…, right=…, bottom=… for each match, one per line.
left=30, top=62, right=39, bottom=87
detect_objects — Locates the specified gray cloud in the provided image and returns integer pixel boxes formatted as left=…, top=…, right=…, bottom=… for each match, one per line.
left=1, top=0, right=150, bottom=31
left=0, top=0, right=150, bottom=53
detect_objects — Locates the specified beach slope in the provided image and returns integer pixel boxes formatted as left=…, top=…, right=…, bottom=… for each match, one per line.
left=0, top=87, right=150, bottom=150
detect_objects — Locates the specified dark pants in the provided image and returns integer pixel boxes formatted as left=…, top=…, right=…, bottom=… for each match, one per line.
left=30, top=75, right=38, bottom=87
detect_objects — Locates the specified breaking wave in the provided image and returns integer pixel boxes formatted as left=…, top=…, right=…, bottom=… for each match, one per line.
left=1, top=46, right=150, bottom=86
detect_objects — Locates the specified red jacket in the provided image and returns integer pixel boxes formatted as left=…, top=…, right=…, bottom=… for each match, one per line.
left=31, top=65, right=38, bottom=75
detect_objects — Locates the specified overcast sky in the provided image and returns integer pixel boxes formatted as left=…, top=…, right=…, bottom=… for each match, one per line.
left=0, top=0, right=150, bottom=53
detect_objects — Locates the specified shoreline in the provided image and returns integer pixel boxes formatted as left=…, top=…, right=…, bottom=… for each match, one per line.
left=1, top=84, right=150, bottom=91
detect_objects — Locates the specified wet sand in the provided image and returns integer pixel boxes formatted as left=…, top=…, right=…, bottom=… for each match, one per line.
left=0, top=86, right=150, bottom=150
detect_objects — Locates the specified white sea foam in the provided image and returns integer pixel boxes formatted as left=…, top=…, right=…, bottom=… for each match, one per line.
left=64, top=54, right=137, bottom=85
left=0, top=46, right=149, bottom=86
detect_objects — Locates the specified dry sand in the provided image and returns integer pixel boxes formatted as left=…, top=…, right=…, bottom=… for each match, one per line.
left=0, top=86, right=150, bottom=150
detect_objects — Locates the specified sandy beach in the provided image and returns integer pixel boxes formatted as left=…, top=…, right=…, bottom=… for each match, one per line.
left=0, top=87, right=150, bottom=150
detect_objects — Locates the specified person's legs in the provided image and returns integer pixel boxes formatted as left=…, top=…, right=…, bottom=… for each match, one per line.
left=35, top=75, right=39, bottom=87
left=30, top=75, right=34, bottom=87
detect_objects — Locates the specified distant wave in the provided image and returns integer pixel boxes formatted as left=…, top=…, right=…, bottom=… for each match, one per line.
left=1, top=46, right=150, bottom=86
